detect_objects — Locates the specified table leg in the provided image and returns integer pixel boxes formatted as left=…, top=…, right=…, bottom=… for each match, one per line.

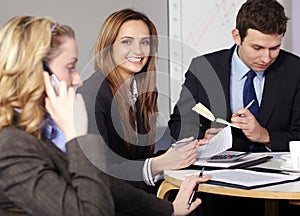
left=157, top=180, right=179, bottom=200
left=264, top=199, right=278, bottom=216
left=289, top=200, right=300, bottom=205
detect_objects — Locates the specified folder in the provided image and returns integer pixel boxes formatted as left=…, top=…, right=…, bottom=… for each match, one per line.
left=201, top=169, right=300, bottom=189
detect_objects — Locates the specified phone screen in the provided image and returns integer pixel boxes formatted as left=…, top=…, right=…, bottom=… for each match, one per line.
left=43, top=61, right=59, bottom=94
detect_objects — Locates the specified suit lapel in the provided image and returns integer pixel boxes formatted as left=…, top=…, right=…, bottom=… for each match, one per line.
left=214, top=46, right=235, bottom=120
left=259, top=64, right=282, bottom=126
left=218, top=62, right=232, bottom=119
left=41, top=137, right=71, bottom=181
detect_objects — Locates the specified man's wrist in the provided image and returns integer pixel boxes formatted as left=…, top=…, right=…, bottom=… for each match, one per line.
left=261, top=127, right=270, bottom=145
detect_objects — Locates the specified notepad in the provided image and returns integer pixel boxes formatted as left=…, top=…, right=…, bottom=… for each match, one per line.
left=186, top=169, right=300, bottom=189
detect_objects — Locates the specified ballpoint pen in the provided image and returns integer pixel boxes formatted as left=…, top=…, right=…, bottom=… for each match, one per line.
left=245, top=99, right=255, bottom=109
left=187, top=167, right=204, bottom=209
left=239, top=99, right=255, bottom=117
left=171, top=139, right=194, bottom=148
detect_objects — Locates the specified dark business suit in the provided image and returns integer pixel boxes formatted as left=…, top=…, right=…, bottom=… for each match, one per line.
left=0, top=126, right=173, bottom=216
left=79, top=71, right=152, bottom=160
left=78, top=72, right=165, bottom=195
left=169, top=45, right=300, bottom=152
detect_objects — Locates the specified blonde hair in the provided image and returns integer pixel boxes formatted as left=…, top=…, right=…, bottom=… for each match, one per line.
left=94, top=8, right=158, bottom=156
left=0, top=16, right=75, bottom=137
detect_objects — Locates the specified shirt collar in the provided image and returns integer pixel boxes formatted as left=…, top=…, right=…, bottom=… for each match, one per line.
left=13, top=108, right=22, bottom=113
left=128, top=78, right=138, bottom=105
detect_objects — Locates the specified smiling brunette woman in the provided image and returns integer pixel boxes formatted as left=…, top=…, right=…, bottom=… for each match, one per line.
left=78, top=8, right=209, bottom=195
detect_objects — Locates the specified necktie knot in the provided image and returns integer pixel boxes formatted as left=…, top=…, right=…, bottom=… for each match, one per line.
left=246, top=70, right=256, bottom=80
left=243, top=69, right=259, bottom=151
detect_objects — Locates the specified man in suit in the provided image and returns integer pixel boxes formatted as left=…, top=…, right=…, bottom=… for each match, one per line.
left=169, top=0, right=300, bottom=215
left=169, top=0, right=300, bottom=154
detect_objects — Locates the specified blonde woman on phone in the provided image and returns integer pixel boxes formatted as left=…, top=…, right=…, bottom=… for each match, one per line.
left=0, top=15, right=210, bottom=216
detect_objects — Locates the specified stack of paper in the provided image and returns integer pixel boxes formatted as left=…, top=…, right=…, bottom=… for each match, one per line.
left=196, top=125, right=232, bottom=158
left=186, top=169, right=300, bottom=189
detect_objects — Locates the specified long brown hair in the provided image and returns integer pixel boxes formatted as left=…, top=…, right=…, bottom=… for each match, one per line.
left=0, top=16, right=75, bottom=137
left=94, top=8, right=158, bottom=156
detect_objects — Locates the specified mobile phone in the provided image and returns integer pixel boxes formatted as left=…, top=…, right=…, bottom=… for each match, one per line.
left=43, top=61, right=60, bottom=95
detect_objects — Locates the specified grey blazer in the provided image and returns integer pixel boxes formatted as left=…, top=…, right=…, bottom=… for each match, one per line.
left=0, top=126, right=172, bottom=216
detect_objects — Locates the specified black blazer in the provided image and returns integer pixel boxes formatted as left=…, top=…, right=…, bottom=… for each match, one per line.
left=0, top=127, right=172, bottom=215
left=169, top=45, right=300, bottom=152
left=78, top=72, right=163, bottom=194
left=78, top=72, right=154, bottom=159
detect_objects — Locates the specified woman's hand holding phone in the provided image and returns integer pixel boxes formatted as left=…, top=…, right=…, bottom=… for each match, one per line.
left=43, top=61, right=60, bottom=95
left=43, top=72, right=87, bottom=141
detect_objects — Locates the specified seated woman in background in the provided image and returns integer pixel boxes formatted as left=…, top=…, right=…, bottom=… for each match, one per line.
left=0, top=15, right=210, bottom=216
left=78, top=8, right=209, bottom=194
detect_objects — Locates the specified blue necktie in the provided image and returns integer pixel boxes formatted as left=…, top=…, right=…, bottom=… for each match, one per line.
left=243, top=70, right=259, bottom=119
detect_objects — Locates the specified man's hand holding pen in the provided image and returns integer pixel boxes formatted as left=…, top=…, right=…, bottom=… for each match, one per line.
left=230, top=99, right=255, bottom=119
left=231, top=100, right=270, bottom=144
left=172, top=169, right=211, bottom=216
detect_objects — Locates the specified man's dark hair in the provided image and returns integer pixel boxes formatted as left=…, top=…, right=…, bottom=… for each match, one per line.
left=236, top=0, right=289, bottom=42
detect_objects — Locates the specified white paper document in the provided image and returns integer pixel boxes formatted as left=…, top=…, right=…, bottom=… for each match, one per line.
left=194, top=126, right=272, bottom=168
left=186, top=169, right=300, bottom=189
left=196, top=125, right=232, bottom=158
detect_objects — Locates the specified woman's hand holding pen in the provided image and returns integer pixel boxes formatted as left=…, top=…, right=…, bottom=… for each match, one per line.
left=231, top=109, right=270, bottom=144
left=151, top=137, right=209, bottom=175
left=172, top=174, right=211, bottom=216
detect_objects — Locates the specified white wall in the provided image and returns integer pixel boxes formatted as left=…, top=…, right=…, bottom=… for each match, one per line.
left=291, top=0, right=300, bottom=56
left=0, top=0, right=170, bottom=127
left=0, top=0, right=168, bottom=78
left=0, top=0, right=298, bottom=127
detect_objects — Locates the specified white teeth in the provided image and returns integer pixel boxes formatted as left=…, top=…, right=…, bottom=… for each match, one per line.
left=127, top=57, right=142, bottom=62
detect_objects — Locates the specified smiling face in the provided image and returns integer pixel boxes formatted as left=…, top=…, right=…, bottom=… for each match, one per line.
left=48, top=36, right=82, bottom=88
left=232, top=28, right=283, bottom=72
left=112, top=20, right=151, bottom=81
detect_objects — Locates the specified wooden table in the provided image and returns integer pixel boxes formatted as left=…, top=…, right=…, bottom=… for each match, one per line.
left=157, top=158, right=300, bottom=216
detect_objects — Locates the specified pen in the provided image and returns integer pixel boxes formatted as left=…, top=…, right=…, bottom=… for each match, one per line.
left=245, top=99, right=255, bottom=109
left=171, top=140, right=193, bottom=148
left=187, top=167, right=204, bottom=209
left=239, top=99, right=255, bottom=117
